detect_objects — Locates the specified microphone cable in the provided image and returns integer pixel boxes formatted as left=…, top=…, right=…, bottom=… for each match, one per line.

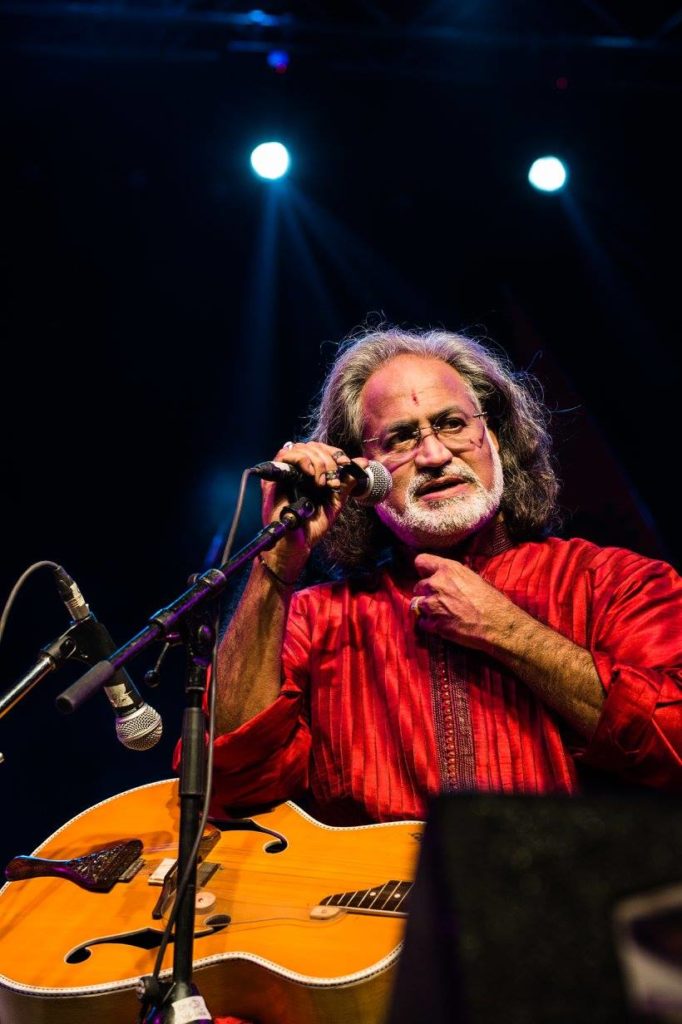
left=0, top=560, right=62, bottom=647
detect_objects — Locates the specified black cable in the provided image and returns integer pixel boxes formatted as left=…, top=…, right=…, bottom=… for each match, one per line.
left=0, top=560, right=61, bottom=646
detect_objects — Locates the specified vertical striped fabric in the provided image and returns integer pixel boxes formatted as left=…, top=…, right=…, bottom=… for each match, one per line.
left=211, top=532, right=682, bottom=823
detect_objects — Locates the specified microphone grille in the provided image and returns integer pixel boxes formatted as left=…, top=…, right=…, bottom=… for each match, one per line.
left=354, top=460, right=392, bottom=506
left=116, top=705, right=163, bottom=751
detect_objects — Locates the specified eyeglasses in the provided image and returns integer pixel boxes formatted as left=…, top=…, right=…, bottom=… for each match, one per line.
left=363, top=411, right=487, bottom=461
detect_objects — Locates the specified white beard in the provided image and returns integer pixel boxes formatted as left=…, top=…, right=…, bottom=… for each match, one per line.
left=376, top=444, right=504, bottom=549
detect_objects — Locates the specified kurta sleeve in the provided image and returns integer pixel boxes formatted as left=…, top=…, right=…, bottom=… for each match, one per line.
left=574, top=550, right=682, bottom=791
left=207, top=591, right=315, bottom=815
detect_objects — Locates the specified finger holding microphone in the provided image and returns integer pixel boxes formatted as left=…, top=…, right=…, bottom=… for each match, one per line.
left=267, top=439, right=357, bottom=495
left=256, top=440, right=391, bottom=505
left=251, top=440, right=392, bottom=584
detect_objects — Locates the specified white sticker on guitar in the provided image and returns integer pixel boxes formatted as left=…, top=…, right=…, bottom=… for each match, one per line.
left=169, top=995, right=211, bottom=1023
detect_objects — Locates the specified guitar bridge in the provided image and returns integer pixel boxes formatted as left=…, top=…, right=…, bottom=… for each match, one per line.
left=151, top=861, right=221, bottom=919
left=148, top=822, right=222, bottom=918
left=119, top=856, right=145, bottom=883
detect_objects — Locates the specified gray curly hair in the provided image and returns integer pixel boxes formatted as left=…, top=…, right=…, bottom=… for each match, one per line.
left=306, top=325, right=560, bottom=570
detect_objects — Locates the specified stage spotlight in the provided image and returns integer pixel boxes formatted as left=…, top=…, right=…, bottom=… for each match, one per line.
left=250, top=142, right=290, bottom=180
left=247, top=9, right=271, bottom=25
left=528, top=156, right=568, bottom=193
left=267, top=49, right=290, bottom=73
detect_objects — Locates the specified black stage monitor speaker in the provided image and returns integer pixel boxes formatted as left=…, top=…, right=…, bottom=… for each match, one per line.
left=388, top=791, right=682, bottom=1024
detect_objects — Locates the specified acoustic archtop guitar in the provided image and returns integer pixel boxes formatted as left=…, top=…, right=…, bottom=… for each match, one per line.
left=0, top=778, right=424, bottom=1024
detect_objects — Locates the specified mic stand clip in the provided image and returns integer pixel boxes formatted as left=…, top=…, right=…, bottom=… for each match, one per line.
left=0, top=610, right=138, bottom=726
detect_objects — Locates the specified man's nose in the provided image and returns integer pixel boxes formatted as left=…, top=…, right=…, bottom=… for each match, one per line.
left=413, top=429, right=452, bottom=469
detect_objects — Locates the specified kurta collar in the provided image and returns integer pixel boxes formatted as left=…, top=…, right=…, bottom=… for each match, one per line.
left=387, top=517, right=514, bottom=584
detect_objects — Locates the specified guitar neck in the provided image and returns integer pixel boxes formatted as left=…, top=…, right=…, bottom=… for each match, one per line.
left=321, top=879, right=412, bottom=916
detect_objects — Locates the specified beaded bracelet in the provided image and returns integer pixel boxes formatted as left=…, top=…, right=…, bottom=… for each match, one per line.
left=257, top=553, right=299, bottom=588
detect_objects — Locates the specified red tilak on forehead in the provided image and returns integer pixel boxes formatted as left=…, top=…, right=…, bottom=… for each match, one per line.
left=411, top=389, right=419, bottom=404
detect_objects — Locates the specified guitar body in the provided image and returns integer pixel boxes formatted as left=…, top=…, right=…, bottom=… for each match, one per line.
left=0, top=779, right=423, bottom=1024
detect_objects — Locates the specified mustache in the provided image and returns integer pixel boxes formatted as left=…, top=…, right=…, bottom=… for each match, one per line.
left=408, top=465, right=480, bottom=497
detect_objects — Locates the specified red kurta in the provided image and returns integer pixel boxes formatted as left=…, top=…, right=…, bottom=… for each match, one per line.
left=209, top=534, right=682, bottom=824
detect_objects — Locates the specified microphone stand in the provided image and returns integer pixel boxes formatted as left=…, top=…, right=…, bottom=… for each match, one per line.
left=0, top=630, right=79, bottom=723
left=0, top=628, right=80, bottom=765
left=141, top=597, right=215, bottom=1023
left=56, top=495, right=317, bottom=1022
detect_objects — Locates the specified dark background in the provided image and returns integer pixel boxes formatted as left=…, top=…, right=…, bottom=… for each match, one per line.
left=1, top=1, right=681, bottom=869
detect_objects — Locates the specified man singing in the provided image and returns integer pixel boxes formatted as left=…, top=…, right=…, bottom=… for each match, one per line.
left=209, top=325, right=682, bottom=824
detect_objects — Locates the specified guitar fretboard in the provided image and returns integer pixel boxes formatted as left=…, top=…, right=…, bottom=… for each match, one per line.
left=321, top=880, right=412, bottom=916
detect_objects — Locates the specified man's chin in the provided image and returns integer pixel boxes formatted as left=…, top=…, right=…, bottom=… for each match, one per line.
left=396, top=522, right=485, bottom=550
left=378, top=503, right=500, bottom=550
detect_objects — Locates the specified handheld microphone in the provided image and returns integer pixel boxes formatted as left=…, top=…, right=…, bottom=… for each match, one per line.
left=52, top=567, right=163, bottom=751
left=250, top=459, right=392, bottom=506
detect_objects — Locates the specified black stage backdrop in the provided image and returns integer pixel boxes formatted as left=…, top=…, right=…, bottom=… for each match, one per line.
left=1, top=5, right=681, bottom=873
